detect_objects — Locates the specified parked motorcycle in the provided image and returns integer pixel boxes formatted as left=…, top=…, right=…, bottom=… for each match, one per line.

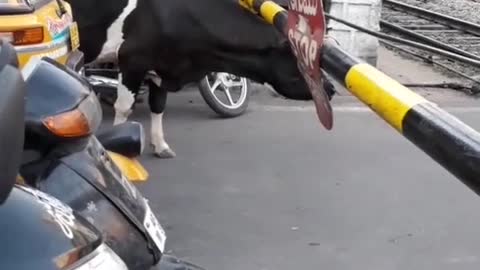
left=0, top=39, right=203, bottom=270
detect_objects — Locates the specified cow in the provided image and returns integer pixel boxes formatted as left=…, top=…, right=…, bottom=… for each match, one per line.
left=66, top=0, right=335, bottom=158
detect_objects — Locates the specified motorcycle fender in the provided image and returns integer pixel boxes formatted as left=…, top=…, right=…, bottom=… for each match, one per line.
left=107, top=151, right=149, bottom=182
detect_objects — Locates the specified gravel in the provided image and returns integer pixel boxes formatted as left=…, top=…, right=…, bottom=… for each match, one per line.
left=402, top=0, right=480, bottom=25
left=378, top=0, right=480, bottom=88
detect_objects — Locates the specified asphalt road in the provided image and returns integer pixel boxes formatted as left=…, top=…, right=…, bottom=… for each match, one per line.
left=103, top=86, right=480, bottom=270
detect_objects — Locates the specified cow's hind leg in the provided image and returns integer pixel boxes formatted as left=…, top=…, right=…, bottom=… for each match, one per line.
left=147, top=78, right=176, bottom=158
left=113, top=71, right=144, bottom=125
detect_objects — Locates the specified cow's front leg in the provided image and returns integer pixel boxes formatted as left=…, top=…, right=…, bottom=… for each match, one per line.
left=147, top=79, right=176, bottom=158
left=113, top=72, right=143, bottom=125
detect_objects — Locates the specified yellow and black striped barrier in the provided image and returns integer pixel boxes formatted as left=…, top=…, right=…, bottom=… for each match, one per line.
left=239, top=0, right=288, bottom=32
left=240, top=0, right=480, bottom=196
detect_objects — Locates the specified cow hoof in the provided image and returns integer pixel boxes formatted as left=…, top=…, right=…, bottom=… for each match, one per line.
left=154, top=148, right=177, bottom=159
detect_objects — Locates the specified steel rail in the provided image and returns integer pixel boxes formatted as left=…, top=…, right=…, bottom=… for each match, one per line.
left=326, top=14, right=480, bottom=69
left=384, top=0, right=480, bottom=37
left=380, top=40, right=480, bottom=88
left=379, top=20, right=480, bottom=61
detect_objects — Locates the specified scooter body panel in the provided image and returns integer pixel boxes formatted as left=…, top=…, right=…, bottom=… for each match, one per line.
left=19, top=57, right=164, bottom=270
left=33, top=137, right=163, bottom=269
left=0, top=186, right=101, bottom=270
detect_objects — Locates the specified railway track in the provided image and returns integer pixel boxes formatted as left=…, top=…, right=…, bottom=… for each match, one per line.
left=380, top=0, right=480, bottom=87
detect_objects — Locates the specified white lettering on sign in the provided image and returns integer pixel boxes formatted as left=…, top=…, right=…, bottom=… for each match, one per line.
left=287, top=16, right=318, bottom=71
left=19, top=186, right=76, bottom=239
left=289, top=0, right=318, bottom=16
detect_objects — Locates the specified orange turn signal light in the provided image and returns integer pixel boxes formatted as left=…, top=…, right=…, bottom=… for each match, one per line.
left=0, top=27, right=44, bottom=46
left=13, top=27, right=44, bottom=45
left=43, top=109, right=91, bottom=138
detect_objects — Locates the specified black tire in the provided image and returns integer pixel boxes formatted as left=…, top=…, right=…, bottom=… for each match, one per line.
left=198, top=73, right=251, bottom=118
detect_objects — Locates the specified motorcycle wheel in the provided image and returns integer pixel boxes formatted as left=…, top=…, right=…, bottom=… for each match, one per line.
left=198, top=72, right=250, bottom=118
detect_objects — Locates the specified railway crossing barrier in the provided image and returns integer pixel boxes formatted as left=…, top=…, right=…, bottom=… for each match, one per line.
left=239, top=0, right=480, bottom=196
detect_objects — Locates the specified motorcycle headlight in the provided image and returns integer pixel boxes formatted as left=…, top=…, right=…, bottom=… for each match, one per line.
left=68, top=244, right=127, bottom=270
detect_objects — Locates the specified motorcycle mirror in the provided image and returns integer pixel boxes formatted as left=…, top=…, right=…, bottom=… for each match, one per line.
left=96, top=121, right=145, bottom=158
left=0, top=39, right=26, bottom=204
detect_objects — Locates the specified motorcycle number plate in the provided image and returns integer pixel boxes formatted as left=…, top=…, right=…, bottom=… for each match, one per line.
left=143, top=200, right=166, bottom=253
left=69, top=22, right=80, bottom=51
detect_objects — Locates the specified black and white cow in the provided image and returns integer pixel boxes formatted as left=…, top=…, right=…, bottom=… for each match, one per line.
left=67, top=0, right=334, bottom=158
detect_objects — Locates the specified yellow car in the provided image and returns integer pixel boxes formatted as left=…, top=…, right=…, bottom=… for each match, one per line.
left=0, top=0, right=82, bottom=70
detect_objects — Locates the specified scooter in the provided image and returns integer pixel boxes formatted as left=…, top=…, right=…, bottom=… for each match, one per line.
left=0, top=39, right=203, bottom=270
left=0, top=39, right=129, bottom=270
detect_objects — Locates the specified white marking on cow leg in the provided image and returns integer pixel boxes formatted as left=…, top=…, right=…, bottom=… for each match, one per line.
left=146, top=70, right=162, bottom=87
left=113, top=74, right=135, bottom=125
left=151, top=112, right=176, bottom=158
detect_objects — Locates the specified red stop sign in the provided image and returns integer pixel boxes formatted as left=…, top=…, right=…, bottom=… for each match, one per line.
left=287, top=0, right=333, bottom=130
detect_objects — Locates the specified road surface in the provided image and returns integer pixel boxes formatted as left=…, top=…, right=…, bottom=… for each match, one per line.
left=101, top=84, right=480, bottom=270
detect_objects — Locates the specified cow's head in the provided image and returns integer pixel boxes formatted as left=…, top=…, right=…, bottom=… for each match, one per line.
left=212, top=35, right=333, bottom=102
left=262, top=41, right=315, bottom=100
left=205, top=0, right=334, bottom=101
